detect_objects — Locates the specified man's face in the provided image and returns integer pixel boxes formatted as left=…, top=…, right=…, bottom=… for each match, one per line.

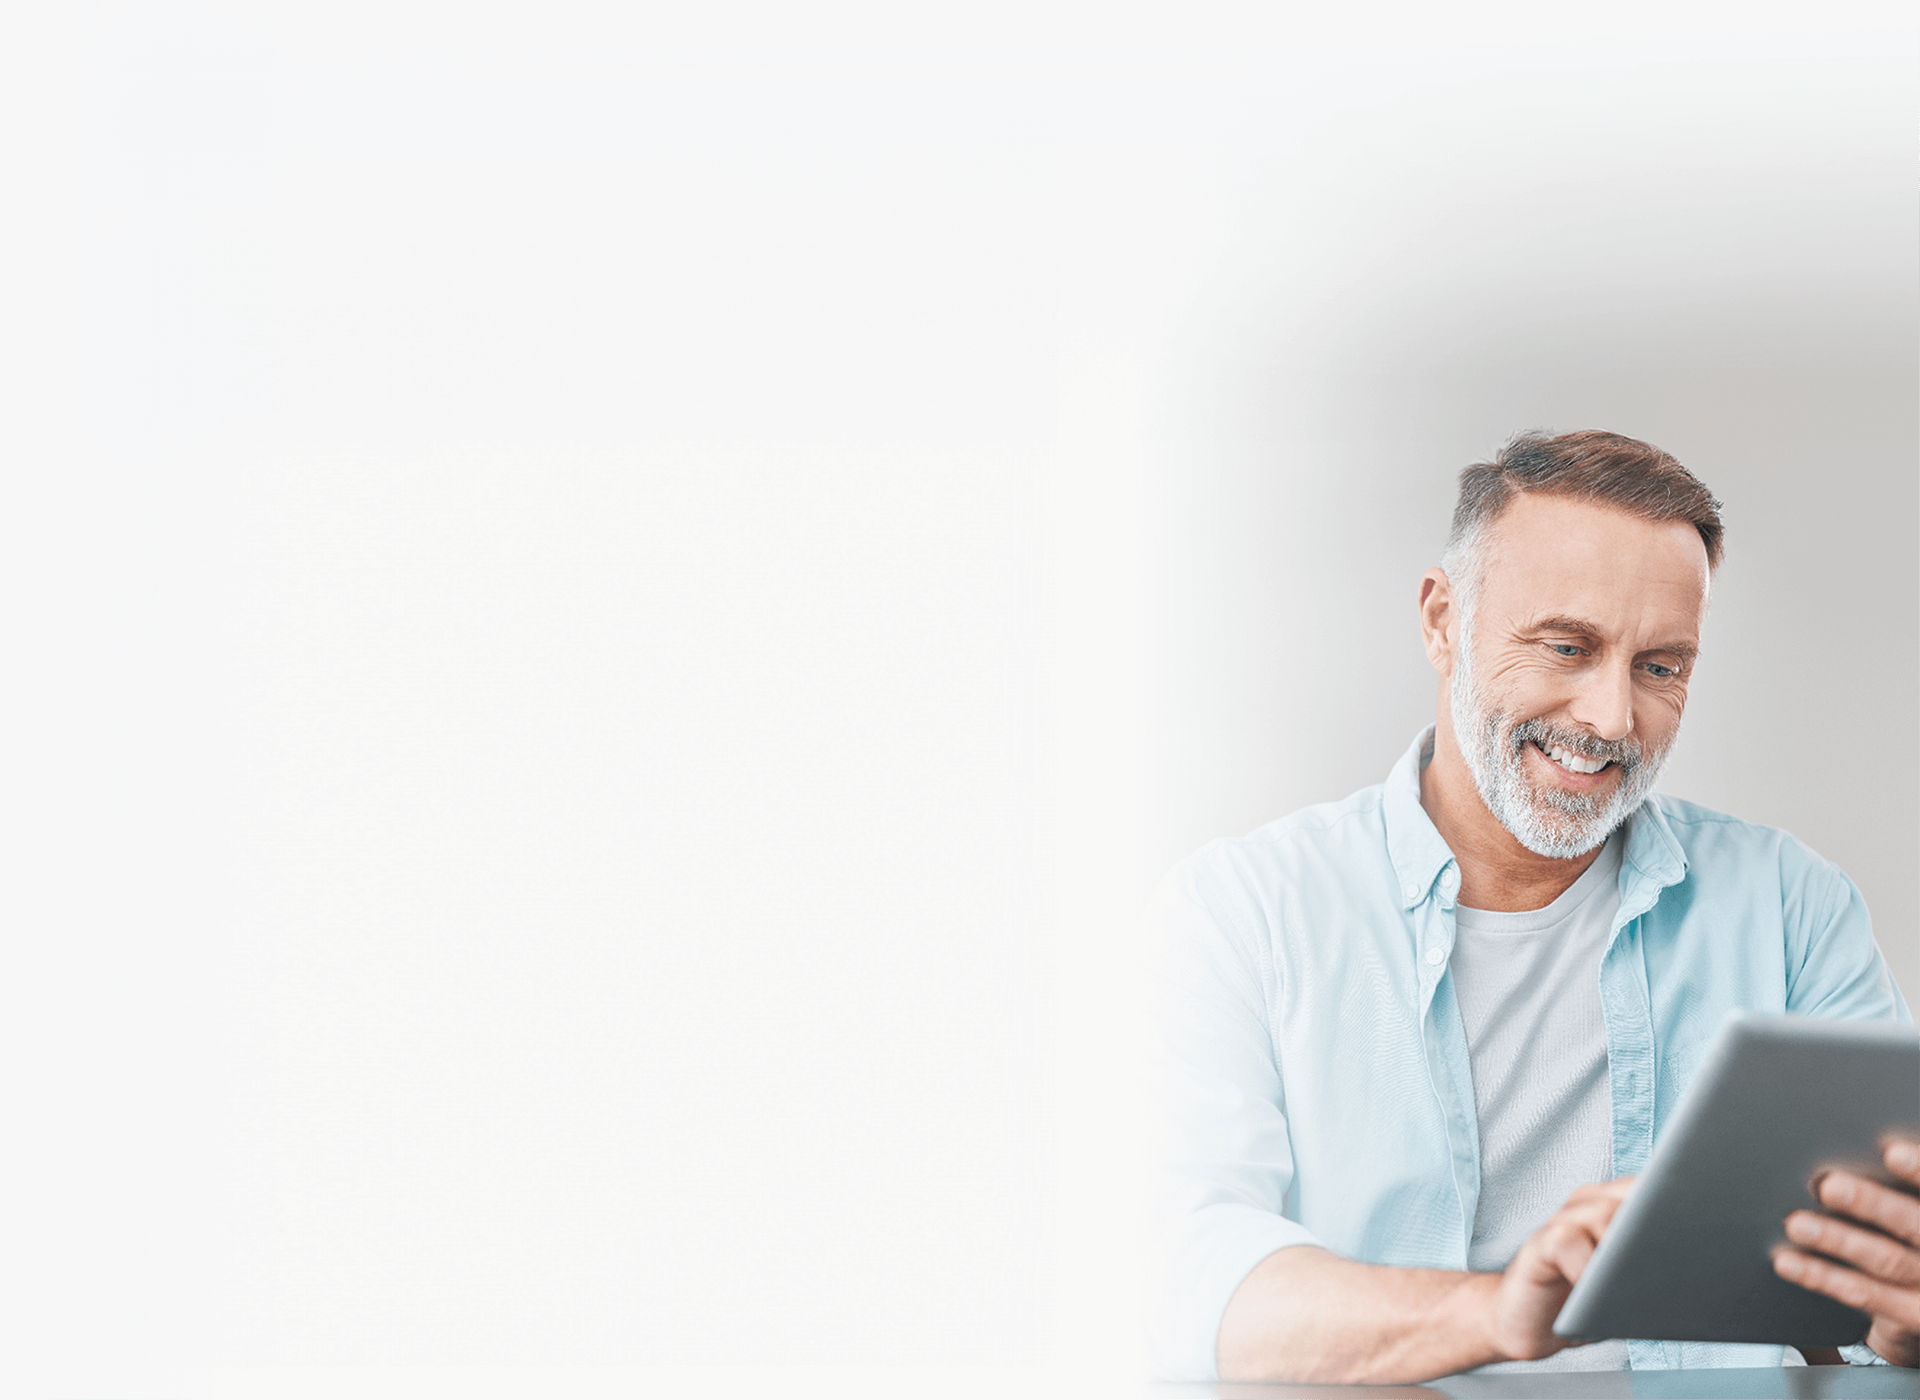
left=1446, top=493, right=1712, bottom=859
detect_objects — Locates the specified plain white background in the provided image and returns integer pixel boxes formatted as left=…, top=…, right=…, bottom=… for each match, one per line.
left=0, top=4, right=1911, bottom=1397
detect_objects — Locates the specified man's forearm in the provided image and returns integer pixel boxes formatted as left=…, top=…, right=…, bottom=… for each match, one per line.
left=1216, top=1245, right=1506, bottom=1384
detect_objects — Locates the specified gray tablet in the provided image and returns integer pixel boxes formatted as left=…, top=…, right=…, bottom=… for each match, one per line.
left=1553, top=1013, right=1919, bottom=1348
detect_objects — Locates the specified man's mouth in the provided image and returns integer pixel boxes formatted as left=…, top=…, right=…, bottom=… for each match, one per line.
left=1534, top=740, right=1613, bottom=776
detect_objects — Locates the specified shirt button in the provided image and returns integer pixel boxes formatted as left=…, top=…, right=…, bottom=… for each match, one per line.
left=1441, top=868, right=1458, bottom=891
left=1404, top=882, right=1421, bottom=900
left=1425, top=947, right=1445, bottom=966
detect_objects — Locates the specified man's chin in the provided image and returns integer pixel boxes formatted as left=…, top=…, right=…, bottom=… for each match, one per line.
left=1510, top=822, right=1613, bottom=861
left=1507, top=785, right=1638, bottom=859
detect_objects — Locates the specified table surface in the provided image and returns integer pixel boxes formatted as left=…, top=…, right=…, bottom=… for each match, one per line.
left=1150, top=1365, right=1920, bottom=1399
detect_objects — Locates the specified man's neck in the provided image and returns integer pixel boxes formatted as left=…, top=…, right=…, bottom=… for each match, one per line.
left=1418, top=729, right=1606, bottom=913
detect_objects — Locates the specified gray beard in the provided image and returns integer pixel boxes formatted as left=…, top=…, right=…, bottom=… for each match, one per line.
left=1448, top=631, right=1673, bottom=859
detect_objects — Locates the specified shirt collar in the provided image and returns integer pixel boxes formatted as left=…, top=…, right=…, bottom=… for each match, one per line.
left=1382, top=726, right=1458, bottom=909
left=1382, top=724, right=1689, bottom=911
left=1619, top=781, right=1688, bottom=901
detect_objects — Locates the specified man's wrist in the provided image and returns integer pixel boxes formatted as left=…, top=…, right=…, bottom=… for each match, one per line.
left=1458, top=1269, right=1518, bottom=1367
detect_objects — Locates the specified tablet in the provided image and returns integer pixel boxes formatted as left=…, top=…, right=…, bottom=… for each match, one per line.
left=1552, top=1012, right=1920, bottom=1348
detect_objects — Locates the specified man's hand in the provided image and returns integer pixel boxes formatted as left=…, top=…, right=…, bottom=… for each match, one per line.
left=1484, top=1178, right=1635, bottom=1362
left=1214, top=1178, right=1636, bottom=1383
left=1773, top=1136, right=1920, bottom=1367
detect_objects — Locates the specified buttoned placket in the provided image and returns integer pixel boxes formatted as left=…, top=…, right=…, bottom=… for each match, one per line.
left=1409, top=857, right=1482, bottom=1268
left=1602, top=825, right=1688, bottom=1372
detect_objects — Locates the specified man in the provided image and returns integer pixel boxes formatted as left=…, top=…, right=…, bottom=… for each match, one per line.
left=1151, top=430, right=1917, bottom=1383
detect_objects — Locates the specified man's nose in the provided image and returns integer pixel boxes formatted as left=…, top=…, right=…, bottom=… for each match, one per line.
left=1568, top=661, right=1635, bottom=742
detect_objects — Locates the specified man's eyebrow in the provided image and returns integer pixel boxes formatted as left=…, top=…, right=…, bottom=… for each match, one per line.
left=1525, top=614, right=1604, bottom=637
left=1524, top=615, right=1699, bottom=663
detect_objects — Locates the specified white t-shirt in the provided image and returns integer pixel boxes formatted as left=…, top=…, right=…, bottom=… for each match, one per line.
left=1450, top=835, right=1629, bottom=1372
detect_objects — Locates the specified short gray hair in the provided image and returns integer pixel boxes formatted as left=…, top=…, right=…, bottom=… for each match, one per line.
left=1440, top=429, right=1725, bottom=615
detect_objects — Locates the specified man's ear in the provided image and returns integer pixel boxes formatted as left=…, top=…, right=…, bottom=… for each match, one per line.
left=1418, top=568, right=1457, bottom=675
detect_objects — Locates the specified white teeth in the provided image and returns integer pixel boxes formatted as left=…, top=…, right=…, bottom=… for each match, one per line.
left=1545, top=743, right=1609, bottom=775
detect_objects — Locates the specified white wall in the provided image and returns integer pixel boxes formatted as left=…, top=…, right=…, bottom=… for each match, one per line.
left=2, top=5, right=1911, bottom=1398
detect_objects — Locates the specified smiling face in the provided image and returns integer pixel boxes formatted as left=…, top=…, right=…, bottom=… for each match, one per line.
left=1438, top=492, right=1712, bottom=859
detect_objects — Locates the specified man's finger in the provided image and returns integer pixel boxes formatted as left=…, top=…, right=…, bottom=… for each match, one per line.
left=1532, top=1202, right=1626, bottom=1278
left=1817, top=1171, right=1920, bottom=1249
left=1540, top=1228, right=1597, bottom=1285
left=1883, top=1138, right=1920, bottom=1191
left=1566, top=1195, right=1628, bottom=1236
left=1775, top=1247, right=1920, bottom=1331
left=1784, top=1210, right=1920, bottom=1288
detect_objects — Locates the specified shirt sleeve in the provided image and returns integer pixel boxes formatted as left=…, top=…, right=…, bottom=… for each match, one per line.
left=1781, top=847, right=1912, bottom=1025
left=1840, top=1342, right=1891, bottom=1366
left=1780, top=848, right=1911, bottom=1365
left=1148, top=853, right=1324, bottom=1382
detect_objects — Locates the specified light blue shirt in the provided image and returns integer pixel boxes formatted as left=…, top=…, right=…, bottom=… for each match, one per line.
left=1150, top=728, right=1911, bottom=1380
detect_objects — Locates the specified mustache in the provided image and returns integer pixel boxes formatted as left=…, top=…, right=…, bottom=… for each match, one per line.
left=1507, top=717, right=1643, bottom=771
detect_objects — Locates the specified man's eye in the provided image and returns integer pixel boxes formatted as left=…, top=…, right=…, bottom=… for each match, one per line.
left=1550, top=643, right=1583, bottom=657
left=1643, top=662, right=1678, bottom=679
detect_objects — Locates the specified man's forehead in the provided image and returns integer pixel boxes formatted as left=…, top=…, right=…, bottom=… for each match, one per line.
left=1479, top=493, right=1711, bottom=575
left=1475, top=493, right=1711, bottom=636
